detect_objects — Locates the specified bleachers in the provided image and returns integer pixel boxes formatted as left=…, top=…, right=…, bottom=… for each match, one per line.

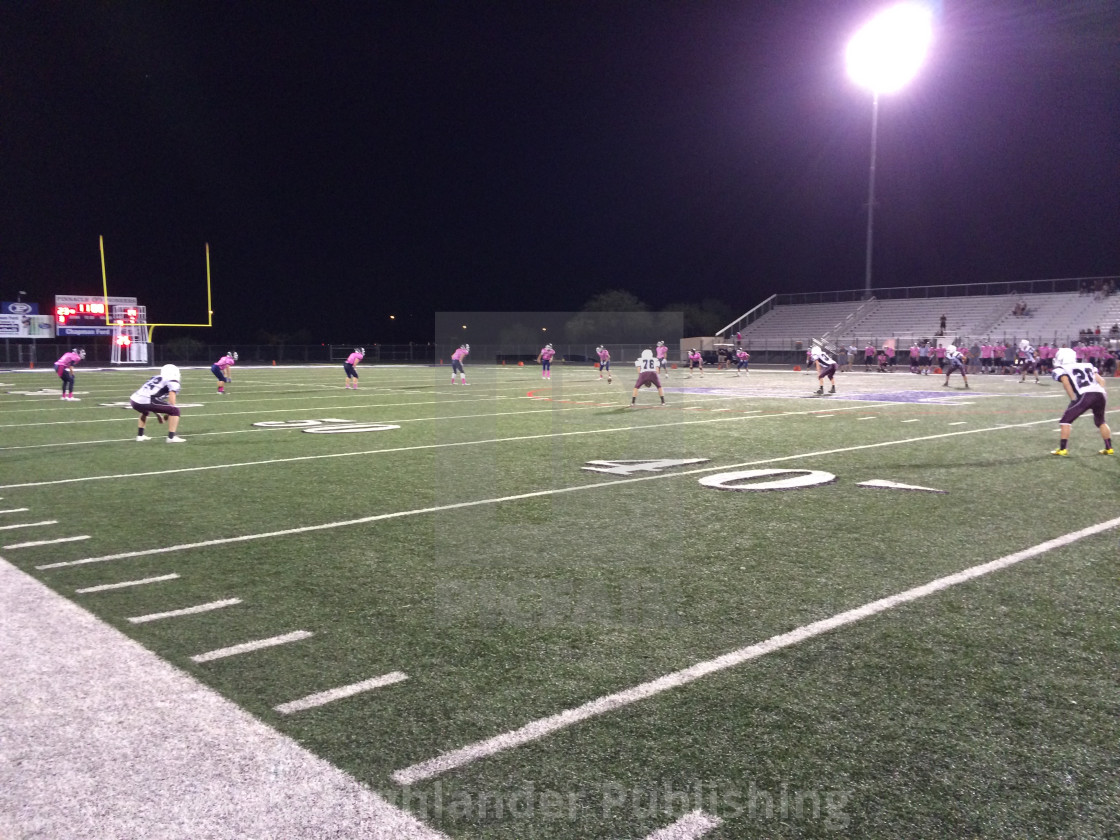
left=735, top=288, right=1120, bottom=350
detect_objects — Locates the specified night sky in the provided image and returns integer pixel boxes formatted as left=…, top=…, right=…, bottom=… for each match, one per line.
left=1, top=1, right=1117, bottom=343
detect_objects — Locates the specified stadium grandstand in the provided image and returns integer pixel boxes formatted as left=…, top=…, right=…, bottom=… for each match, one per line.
left=713, top=276, right=1120, bottom=362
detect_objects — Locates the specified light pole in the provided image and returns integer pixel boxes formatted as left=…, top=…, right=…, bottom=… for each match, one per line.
left=846, top=3, right=933, bottom=297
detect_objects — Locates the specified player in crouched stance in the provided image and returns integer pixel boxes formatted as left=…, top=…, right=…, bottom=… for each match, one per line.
left=54, top=348, right=85, bottom=400
left=941, top=344, right=970, bottom=389
left=631, top=349, right=666, bottom=406
left=344, top=347, right=364, bottom=389
left=131, top=364, right=185, bottom=443
left=811, top=342, right=837, bottom=395
left=211, top=351, right=237, bottom=394
left=1050, top=347, right=1112, bottom=456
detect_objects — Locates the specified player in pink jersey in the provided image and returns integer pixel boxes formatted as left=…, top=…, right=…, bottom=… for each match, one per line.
left=210, top=351, right=238, bottom=394
left=687, top=348, right=703, bottom=376
left=343, top=347, right=364, bottom=389
left=54, top=348, right=85, bottom=400
left=655, top=341, right=669, bottom=376
left=451, top=343, right=470, bottom=384
left=537, top=343, right=556, bottom=379
left=735, top=348, right=750, bottom=375
left=596, top=345, right=612, bottom=383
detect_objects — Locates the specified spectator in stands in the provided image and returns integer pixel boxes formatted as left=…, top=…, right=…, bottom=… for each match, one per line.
left=1095, top=325, right=1101, bottom=336
left=1109, top=322, right=1119, bottom=336
left=939, top=313, right=947, bottom=332
left=735, top=330, right=742, bottom=348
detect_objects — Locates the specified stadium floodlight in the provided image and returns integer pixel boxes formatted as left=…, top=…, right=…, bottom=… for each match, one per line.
left=846, top=2, right=933, bottom=296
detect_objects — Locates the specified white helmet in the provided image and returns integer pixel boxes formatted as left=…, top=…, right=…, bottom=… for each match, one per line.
left=355, top=347, right=365, bottom=355
left=657, top=340, right=665, bottom=347
left=1054, top=347, right=1076, bottom=368
left=641, top=348, right=654, bottom=360
left=546, top=343, right=553, bottom=350
left=946, top=344, right=956, bottom=354
left=464, top=343, right=470, bottom=351
left=160, top=364, right=180, bottom=381
left=1019, top=339, right=1029, bottom=351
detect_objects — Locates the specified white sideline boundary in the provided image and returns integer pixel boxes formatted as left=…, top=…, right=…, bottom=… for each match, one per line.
left=391, top=515, right=1120, bottom=785
left=36, top=418, right=1065, bottom=571
left=644, top=810, right=723, bottom=840
left=0, top=558, right=450, bottom=840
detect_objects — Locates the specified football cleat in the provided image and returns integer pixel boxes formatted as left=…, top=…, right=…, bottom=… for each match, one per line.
left=136, top=435, right=151, bottom=442
left=1100, top=448, right=1114, bottom=455
left=1051, top=448, right=1068, bottom=456
left=166, top=436, right=186, bottom=443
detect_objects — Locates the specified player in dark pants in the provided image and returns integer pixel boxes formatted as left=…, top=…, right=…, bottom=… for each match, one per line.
left=631, top=349, right=666, bottom=406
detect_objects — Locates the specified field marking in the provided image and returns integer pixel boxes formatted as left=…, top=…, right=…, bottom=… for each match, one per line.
left=4, top=535, right=90, bottom=549
left=0, top=520, right=57, bottom=531
left=274, top=672, right=409, bottom=715
left=0, top=508, right=30, bottom=514
left=900, top=419, right=920, bottom=423
left=76, top=574, right=180, bottom=593
left=948, top=421, right=967, bottom=426
left=3, top=400, right=903, bottom=489
left=127, top=598, right=241, bottom=624
left=36, top=416, right=1058, bottom=570
left=391, top=514, right=1120, bottom=785
left=0, top=404, right=591, bottom=451
left=644, top=810, right=723, bottom=840
left=191, top=630, right=314, bottom=663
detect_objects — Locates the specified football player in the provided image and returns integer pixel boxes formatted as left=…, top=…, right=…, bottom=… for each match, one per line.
left=811, top=342, right=837, bottom=395
left=130, top=364, right=185, bottom=442
left=537, top=343, right=555, bottom=380
left=54, top=348, right=85, bottom=400
left=596, top=345, right=612, bottom=383
left=942, top=344, right=970, bottom=389
left=211, top=351, right=238, bottom=394
left=451, top=344, right=469, bottom=384
left=1050, top=347, right=1112, bottom=456
left=631, top=349, right=666, bottom=406
left=344, top=347, right=364, bottom=389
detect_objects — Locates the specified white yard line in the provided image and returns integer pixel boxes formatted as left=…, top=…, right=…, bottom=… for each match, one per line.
left=5, top=534, right=90, bottom=549
left=644, top=810, right=723, bottom=840
left=36, top=417, right=1057, bottom=571
left=0, top=508, right=30, bottom=514
left=191, top=630, right=314, bottom=663
left=0, top=520, right=57, bottom=531
left=3, top=400, right=903, bottom=489
left=76, top=573, right=180, bottom=594
left=391, top=514, right=1120, bottom=785
left=127, top=598, right=241, bottom=624
left=274, top=672, right=409, bottom=715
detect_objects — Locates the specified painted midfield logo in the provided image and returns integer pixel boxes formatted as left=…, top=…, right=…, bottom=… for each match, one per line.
left=252, top=418, right=400, bottom=434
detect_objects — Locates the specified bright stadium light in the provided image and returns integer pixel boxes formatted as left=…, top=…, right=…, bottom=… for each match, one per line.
left=846, top=3, right=933, bottom=295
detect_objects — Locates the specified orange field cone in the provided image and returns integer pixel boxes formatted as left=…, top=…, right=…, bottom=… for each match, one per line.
left=518, top=361, right=524, bottom=367
left=272, top=360, right=276, bottom=366
left=793, top=365, right=801, bottom=371
left=29, top=361, right=34, bottom=368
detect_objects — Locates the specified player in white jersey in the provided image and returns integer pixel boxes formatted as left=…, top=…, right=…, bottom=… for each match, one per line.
left=810, top=343, right=837, bottom=395
left=941, top=344, right=970, bottom=389
left=1017, top=339, right=1040, bottom=383
left=130, top=364, right=185, bottom=442
left=631, top=349, right=666, bottom=406
left=1050, top=347, right=1112, bottom=456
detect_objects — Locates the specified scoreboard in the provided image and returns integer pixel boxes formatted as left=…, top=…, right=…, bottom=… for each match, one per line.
left=55, top=295, right=138, bottom=337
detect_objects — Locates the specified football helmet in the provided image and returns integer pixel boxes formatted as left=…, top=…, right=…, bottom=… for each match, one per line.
left=641, top=348, right=654, bottom=360
left=546, top=343, right=553, bottom=350
left=657, top=340, right=665, bottom=347
left=1019, top=339, right=1029, bottom=351
left=1054, top=347, right=1076, bottom=368
left=464, top=343, right=470, bottom=351
left=160, top=364, right=180, bottom=381
left=355, top=347, right=365, bottom=355
left=76, top=348, right=86, bottom=359
left=946, top=344, right=956, bottom=354
left=596, top=345, right=604, bottom=352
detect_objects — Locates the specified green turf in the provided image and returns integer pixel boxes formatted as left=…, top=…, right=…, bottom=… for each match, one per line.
left=2, top=363, right=1118, bottom=838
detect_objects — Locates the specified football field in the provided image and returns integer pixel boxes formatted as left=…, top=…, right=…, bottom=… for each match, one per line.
left=2, top=363, right=1118, bottom=839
